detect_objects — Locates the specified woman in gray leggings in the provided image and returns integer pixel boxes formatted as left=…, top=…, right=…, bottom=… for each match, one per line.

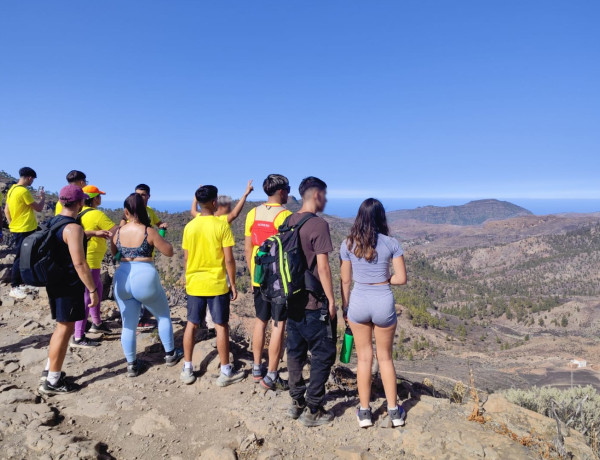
left=340, top=198, right=407, bottom=428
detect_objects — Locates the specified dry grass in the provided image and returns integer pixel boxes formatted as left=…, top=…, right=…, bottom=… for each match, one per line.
left=467, top=367, right=485, bottom=423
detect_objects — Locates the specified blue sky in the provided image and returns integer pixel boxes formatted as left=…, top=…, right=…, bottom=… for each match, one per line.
left=1, top=1, right=598, bottom=203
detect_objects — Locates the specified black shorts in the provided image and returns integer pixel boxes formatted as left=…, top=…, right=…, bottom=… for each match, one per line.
left=47, top=284, right=86, bottom=323
left=187, top=293, right=230, bottom=326
left=253, top=287, right=287, bottom=322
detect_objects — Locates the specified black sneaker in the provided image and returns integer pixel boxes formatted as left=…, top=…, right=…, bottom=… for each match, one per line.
left=356, top=407, right=373, bottom=428
left=287, top=399, right=306, bottom=419
left=85, top=320, right=93, bottom=333
left=164, top=348, right=184, bottom=367
left=260, top=374, right=289, bottom=391
left=298, top=406, right=334, bottom=427
left=39, top=376, right=78, bottom=395
left=127, top=359, right=149, bottom=377
left=40, top=370, right=66, bottom=382
left=70, top=335, right=100, bottom=348
left=88, top=321, right=113, bottom=334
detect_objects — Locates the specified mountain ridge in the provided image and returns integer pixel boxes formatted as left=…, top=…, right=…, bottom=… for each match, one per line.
left=387, top=199, right=533, bottom=226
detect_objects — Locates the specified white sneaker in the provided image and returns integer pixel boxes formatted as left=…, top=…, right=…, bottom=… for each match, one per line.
left=9, top=287, right=27, bottom=300
left=215, top=370, right=245, bottom=387
left=20, top=285, right=37, bottom=294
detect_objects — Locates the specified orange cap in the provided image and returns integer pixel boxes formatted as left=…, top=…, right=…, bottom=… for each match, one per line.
left=82, top=185, right=106, bottom=198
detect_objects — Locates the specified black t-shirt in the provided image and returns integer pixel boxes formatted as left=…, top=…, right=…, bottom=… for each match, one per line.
left=286, top=212, right=333, bottom=310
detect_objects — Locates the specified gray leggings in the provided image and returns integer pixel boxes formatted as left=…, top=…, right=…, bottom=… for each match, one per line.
left=347, top=283, right=397, bottom=328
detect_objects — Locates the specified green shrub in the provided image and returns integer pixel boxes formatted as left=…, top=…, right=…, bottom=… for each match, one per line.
left=504, top=385, right=600, bottom=455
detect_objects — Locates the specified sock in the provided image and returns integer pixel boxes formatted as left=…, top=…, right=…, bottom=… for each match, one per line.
left=360, top=406, right=370, bottom=411
left=45, top=359, right=50, bottom=371
left=184, top=361, right=193, bottom=369
left=388, top=406, right=399, bottom=412
left=221, top=363, right=232, bottom=376
left=47, top=371, right=61, bottom=386
left=165, top=349, right=175, bottom=356
left=253, top=363, right=261, bottom=371
left=267, top=370, right=277, bottom=381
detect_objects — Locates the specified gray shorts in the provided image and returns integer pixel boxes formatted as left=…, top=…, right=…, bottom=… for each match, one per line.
left=347, top=283, right=397, bottom=328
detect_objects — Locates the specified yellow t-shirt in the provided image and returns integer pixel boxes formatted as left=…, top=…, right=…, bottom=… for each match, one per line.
left=7, top=185, right=37, bottom=233
left=55, top=201, right=63, bottom=215
left=79, top=206, right=116, bottom=269
left=147, top=206, right=160, bottom=227
left=183, top=215, right=235, bottom=296
left=244, top=204, right=292, bottom=287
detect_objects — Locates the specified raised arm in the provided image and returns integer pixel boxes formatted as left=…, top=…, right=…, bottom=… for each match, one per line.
left=227, top=180, right=254, bottom=223
left=390, top=256, right=407, bottom=285
left=317, top=253, right=336, bottom=319
left=30, top=189, right=46, bottom=212
left=190, top=196, right=199, bottom=217
left=147, top=227, right=174, bottom=257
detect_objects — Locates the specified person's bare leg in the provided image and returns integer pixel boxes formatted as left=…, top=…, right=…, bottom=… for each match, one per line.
left=183, top=322, right=198, bottom=362
left=48, top=322, right=75, bottom=372
left=252, top=318, right=267, bottom=365
left=215, top=323, right=230, bottom=365
left=267, top=320, right=286, bottom=372
left=373, top=322, right=398, bottom=407
left=349, top=320, right=374, bottom=409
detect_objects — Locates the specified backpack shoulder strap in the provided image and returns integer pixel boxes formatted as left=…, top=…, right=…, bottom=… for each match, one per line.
left=49, top=216, right=77, bottom=234
left=7, top=184, right=25, bottom=200
left=76, top=208, right=95, bottom=224
left=280, top=212, right=316, bottom=232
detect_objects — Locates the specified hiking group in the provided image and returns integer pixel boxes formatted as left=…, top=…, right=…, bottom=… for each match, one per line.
left=2, top=167, right=407, bottom=429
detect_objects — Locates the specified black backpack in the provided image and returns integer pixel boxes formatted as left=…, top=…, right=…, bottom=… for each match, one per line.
left=19, top=216, right=77, bottom=287
left=255, top=213, right=326, bottom=307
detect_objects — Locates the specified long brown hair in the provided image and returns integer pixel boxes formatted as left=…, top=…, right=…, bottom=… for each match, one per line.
left=124, top=193, right=151, bottom=227
left=346, top=198, right=389, bottom=262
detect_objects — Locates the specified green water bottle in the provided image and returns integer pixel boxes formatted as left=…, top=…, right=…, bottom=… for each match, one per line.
left=254, top=250, right=267, bottom=285
left=340, top=325, right=354, bottom=364
left=159, top=228, right=166, bottom=237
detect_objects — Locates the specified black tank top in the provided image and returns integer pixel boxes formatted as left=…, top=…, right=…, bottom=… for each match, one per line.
left=49, top=216, right=85, bottom=287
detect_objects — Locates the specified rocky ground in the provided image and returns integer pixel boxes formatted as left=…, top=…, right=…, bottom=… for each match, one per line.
left=0, top=255, right=596, bottom=459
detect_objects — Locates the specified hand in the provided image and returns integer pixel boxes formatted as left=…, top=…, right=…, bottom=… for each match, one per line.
left=342, top=307, right=348, bottom=321
left=230, top=285, right=238, bottom=301
left=329, top=303, right=336, bottom=320
left=38, top=188, right=46, bottom=199
left=244, top=180, right=254, bottom=197
left=88, top=290, right=100, bottom=308
left=95, top=230, right=112, bottom=239
left=159, top=223, right=168, bottom=229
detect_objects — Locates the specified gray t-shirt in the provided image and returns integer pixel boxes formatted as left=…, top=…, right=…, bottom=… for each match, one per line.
left=340, top=234, right=404, bottom=284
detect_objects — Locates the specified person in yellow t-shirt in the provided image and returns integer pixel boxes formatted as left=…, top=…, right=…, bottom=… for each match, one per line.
left=180, top=185, right=244, bottom=387
left=244, top=174, right=292, bottom=391
left=54, top=170, right=87, bottom=215
left=191, top=180, right=254, bottom=336
left=4, top=167, right=46, bottom=300
left=71, top=185, right=119, bottom=347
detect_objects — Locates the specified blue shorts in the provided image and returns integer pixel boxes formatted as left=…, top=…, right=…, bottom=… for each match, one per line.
left=187, top=293, right=230, bottom=326
left=347, top=283, right=397, bottom=328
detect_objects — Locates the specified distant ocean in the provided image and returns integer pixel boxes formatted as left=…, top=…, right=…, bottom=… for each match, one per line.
left=100, top=198, right=600, bottom=218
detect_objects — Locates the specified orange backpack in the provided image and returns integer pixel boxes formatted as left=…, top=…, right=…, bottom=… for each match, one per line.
left=250, top=205, right=286, bottom=247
